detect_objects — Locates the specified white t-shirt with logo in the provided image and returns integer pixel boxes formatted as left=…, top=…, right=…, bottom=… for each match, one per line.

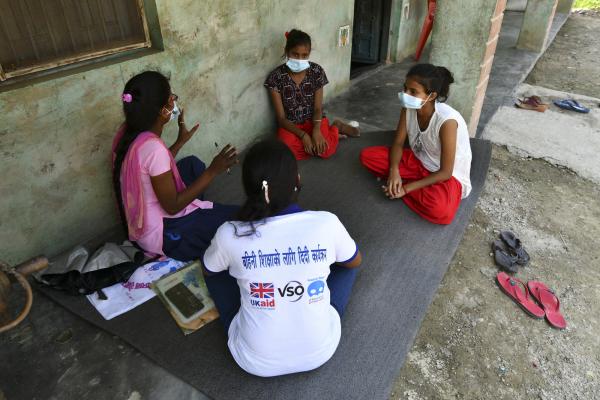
left=203, top=208, right=358, bottom=377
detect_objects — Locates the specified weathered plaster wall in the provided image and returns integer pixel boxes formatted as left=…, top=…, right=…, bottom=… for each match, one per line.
left=429, top=0, right=500, bottom=132
left=517, top=0, right=559, bottom=52
left=506, top=0, right=528, bottom=11
left=389, top=0, right=428, bottom=62
left=0, top=0, right=354, bottom=264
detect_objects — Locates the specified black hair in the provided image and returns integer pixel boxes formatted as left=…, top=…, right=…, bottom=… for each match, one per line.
left=233, top=139, right=299, bottom=237
left=113, top=71, right=171, bottom=234
left=406, top=63, right=455, bottom=102
left=285, top=29, right=312, bottom=54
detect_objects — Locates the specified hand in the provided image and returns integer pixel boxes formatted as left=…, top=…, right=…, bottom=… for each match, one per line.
left=382, top=184, right=406, bottom=199
left=176, top=108, right=200, bottom=144
left=312, top=128, right=328, bottom=155
left=208, top=144, right=238, bottom=175
left=301, top=134, right=315, bottom=156
left=384, top=170, right=405, bottom=199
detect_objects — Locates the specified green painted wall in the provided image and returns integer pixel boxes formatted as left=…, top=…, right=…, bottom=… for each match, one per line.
left=557, top=0, right=575, bottom=14
left=429, top=0, right=498, bottom=128
left=517, top=0, right=559, bottom=52
left=389, top=0, right=428, bottom=62
left=507, top=0, right=528, bottom=11
left=0, top=0, right=354, bottom=264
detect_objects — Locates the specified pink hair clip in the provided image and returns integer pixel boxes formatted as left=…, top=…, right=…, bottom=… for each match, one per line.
left=285, top=31, right=289, bottom=39
left=122, top=93, right=133, bottom=103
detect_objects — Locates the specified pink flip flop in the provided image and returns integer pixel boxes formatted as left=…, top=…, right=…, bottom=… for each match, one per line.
left=527, top=281, right=567, bottom=330
left=496, top=272, right=545, bottom=319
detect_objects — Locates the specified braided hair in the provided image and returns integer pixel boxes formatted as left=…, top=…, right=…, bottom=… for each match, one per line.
left=113, top=71, right=171, bottom=234
left=232, top=139, right=299, bottom=237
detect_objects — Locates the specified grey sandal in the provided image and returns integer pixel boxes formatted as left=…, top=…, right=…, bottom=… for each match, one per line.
left=500, top=231, right=530, bottom=266
left=492, top=240, right=519, bottom=273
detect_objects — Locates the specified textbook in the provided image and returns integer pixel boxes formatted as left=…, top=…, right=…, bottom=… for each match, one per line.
left=152, top=260, right=219, bottom=335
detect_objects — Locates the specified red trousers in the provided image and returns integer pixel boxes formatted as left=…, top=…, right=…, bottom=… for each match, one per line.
left=278, top=117, right=339, bottom=160
left=360, top=146, right=462, bottom=225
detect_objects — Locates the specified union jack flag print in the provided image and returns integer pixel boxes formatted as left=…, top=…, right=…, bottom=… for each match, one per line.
left=250, top=282, right=274, bottom=299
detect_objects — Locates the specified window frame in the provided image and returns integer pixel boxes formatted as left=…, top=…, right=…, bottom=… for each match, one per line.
left=0, top=0, right=152, bottom=82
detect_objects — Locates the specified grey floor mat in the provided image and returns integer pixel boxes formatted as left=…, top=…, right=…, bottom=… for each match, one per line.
left=38, top=132, right=491, bottom=400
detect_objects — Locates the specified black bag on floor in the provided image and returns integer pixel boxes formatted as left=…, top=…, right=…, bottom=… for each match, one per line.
left=40, top=260, right=141, bottom=295
left=37, top=242, right=148, bottom=295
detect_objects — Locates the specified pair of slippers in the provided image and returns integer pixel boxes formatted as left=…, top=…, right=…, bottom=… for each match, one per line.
left=553, top=99, right=590, bottom=114
left=517, top=96, right=592, bottom=114
left=492, top=230, right=529, bottom=273
left=515, top=96, right=548, bottom=112
left=497, top=272, right=567, bottom=330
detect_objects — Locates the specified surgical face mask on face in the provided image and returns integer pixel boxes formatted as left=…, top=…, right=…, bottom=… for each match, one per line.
left=398, top=92, right=431, bottom=109
left=168, top=102, right=180, bottom=122
left=286, top=58, right=310, bottom=73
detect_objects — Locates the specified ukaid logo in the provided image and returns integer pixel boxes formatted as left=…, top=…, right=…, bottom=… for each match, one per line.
left=249, top=282, right=276, bottom=309
left=307, top=278, right=326, bottom=304
left=277, top=281, right=304, bottom=302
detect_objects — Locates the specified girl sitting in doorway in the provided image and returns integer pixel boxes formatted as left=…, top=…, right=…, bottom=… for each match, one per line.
left=203, top=139, right=362, bottom=377
left=112, top=71, right=238, bottom=261
left=265, top=29, right=360, bottom=160
left=359, top=64, right=472, bottom=225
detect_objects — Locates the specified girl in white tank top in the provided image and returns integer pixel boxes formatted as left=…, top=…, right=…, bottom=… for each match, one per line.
left=359, top=64, right=472, bottom=224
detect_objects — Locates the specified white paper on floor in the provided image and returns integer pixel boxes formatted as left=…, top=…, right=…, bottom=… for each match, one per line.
left=87, top=258, right=185, bottom=320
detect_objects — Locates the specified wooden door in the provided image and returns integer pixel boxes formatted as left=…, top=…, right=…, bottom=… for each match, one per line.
left=352, top=0, right=383, bottom=64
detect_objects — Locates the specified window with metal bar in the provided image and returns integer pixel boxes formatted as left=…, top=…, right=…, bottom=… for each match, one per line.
left=0, top=0, right=151, bottom=81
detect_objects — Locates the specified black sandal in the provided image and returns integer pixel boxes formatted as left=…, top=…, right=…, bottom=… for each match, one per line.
left=492, top=240, right=519, bottom=273
left=499, top=231, right=530, bottom=266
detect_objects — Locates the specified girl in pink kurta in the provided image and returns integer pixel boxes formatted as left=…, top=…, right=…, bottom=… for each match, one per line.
left=112, top=71, right=238, bottom=260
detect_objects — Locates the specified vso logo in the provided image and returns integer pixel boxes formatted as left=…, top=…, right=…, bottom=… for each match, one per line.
left=277, top=281, right=304, bottom=302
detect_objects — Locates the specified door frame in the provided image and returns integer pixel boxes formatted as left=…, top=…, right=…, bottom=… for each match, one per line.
left=350, top=0, right=393, bottom=65
left=379, top=0, right=392, bottom=62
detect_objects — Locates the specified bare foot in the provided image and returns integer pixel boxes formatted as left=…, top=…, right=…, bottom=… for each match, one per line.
left=332, top=119, right=360, bottom=138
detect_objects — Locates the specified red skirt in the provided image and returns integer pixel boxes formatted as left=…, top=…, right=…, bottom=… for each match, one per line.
left=277, top=117, right=339, bottom=160
left=360, top=146, right=462, bottom=225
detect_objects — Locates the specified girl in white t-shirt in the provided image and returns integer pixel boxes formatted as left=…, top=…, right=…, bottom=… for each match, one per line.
left=203, top=139, right=362, bottom=377
left=360, top=64, right=472, bottom=224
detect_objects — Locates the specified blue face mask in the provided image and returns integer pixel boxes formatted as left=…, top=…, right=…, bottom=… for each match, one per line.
left=398, top=92, right=431, bottom=109
left=169, top=102, right=180, bottom=122
left=286, top=58, right=310, bottom=73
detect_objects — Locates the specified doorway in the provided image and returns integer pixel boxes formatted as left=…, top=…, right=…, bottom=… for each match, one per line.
left=351, top=0, right=392, bottom=79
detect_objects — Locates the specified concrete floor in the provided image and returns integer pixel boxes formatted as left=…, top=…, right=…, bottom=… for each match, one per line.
left=485, top=83, right=600, bottom=184
left=475, top=11, right=568, bottom=135
left=0, top=10, right=574, bottom=400
left=526, top=9, right=600, bottom=98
